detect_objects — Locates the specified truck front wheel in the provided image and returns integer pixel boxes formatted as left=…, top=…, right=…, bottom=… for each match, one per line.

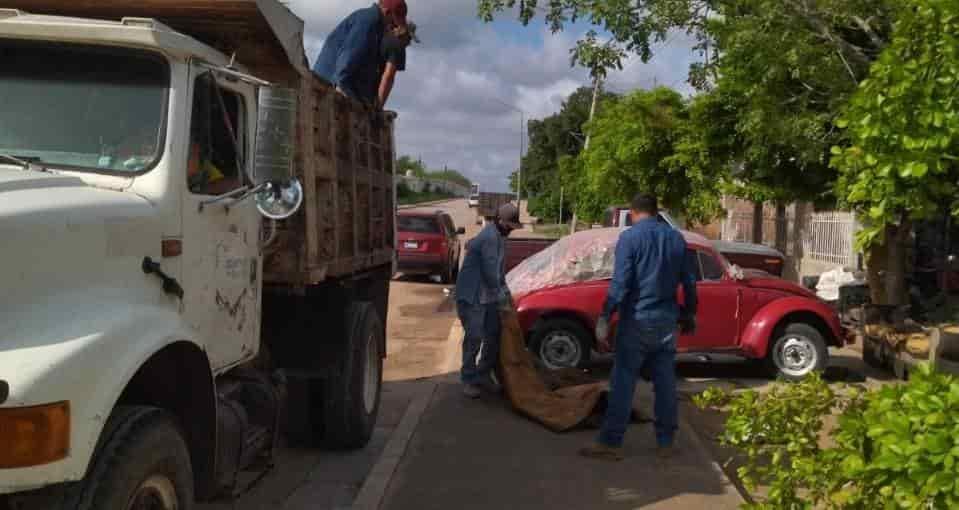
left=76, top=406, right=193, bottom=510
left=322, top=302, right=384, bottom=449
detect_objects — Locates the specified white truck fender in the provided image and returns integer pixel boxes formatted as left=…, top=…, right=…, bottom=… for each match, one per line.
left=0, top=299, right=208, bottom=493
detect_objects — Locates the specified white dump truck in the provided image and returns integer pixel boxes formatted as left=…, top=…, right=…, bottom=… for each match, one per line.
left=0, top=2, right=396, bottom=508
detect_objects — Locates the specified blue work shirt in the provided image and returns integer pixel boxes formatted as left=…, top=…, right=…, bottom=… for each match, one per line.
left=312, top=4, right=384, bottom=103
left=602, top=217, right=698, bottom=327
left=455, top=223, right=507, bottom=305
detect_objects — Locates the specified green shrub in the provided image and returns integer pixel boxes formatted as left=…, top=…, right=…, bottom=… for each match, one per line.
left=695, top=366, right=959, bottom=509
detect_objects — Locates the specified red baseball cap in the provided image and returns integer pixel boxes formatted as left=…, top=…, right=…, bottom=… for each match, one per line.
left=380, top=0, right=408, bottom=28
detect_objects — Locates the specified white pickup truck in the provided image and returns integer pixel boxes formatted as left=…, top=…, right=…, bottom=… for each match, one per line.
left=0, top=2, right=397, bottom=508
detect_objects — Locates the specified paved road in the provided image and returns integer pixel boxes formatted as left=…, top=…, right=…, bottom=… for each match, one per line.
left=200, top=199, right=475, bottom=510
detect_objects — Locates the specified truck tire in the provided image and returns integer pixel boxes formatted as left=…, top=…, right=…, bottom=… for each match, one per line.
left=530, top=318, right=592, bottom=370
left=75, top=406, right=193, bottom=510
left=765, top=323, right=829, bottom=381
left=322, top=302, right=384, bottom=449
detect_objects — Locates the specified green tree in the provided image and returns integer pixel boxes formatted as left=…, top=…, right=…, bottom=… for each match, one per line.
left=516, top=87, right=618, bottom=222
left=426, top=167, right=472, bottom=188
left=832, top=0, right=959, bottom=305
left=477, top=0, right=893, bottom=207
left=702, top=0, right=894, bottom=205
left=396, top=155, right=426, bottom=177
left=576, top=87, right=725, bottom=224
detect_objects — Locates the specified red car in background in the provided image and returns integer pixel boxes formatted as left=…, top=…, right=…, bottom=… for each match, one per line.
left=397, top=210, right=464, bottom=283
left=507, top=228, right=848, bottom=380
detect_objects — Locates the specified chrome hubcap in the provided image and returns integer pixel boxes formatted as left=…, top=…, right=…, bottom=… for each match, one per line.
left=363, top=332, right=379, bottom=414
left=540, top=331, right=581, bottom=369
left=775, top=336, right=817, bottom=377
left=127, top=475, right=177, bottom=510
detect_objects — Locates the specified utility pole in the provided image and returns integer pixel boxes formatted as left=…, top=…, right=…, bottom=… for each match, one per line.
left=518, top=110, right=525, bottom=206
left=570, top=77, right=602, bottom=235
left=559, top=186, right=564, bottom=224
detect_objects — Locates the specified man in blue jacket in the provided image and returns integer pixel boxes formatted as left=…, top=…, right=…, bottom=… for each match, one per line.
left=455, top=203, right=522, bottom=398
left=580, top=194, right=698, bottom=461
left=313, top=0, right=408, bottom=105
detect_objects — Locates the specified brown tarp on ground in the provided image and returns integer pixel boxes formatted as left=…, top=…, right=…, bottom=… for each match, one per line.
left=498, top=307, right=640, bottom=432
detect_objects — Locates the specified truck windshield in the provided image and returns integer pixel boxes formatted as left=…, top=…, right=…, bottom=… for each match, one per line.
left=0, top=40, right=168, bottom=174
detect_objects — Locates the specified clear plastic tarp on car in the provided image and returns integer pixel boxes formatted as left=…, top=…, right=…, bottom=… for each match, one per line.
left=506, top=227, right=625, bottom=297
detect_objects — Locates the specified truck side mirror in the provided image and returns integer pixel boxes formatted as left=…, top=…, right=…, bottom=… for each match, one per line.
left=253, top=86, right=302, bottom=219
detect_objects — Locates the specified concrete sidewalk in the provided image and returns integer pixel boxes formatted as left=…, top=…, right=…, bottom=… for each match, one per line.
left=379, top=376, right=744, bottom=510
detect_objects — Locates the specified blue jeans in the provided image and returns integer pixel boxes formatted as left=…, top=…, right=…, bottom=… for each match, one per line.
left=598, top=320, right=678, bottom=448
left=457, top=301, right=501, bottom=385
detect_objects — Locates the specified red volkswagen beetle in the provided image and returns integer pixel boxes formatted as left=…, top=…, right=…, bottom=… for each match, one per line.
left=507, top=228, right=848, bottom=380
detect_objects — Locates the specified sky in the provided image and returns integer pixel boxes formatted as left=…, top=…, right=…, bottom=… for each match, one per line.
left=287, top=0, right=701, bottom=192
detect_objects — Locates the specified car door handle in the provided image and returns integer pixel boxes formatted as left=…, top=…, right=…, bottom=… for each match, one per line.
left=142, top=257, right=184, bottom=299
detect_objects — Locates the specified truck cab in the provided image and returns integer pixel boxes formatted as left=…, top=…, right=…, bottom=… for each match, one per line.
left=0, top=3, right=395, bottom=508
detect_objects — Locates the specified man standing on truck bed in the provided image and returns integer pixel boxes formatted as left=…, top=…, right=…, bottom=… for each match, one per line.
left=377, top=22, right=417, bottom=108
left=313, top=0, right=409, bottom=106
left=455, top=203, right=522, bottom=398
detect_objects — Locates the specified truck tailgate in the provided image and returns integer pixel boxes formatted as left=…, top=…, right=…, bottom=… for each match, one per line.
left=505, top=237, right=556, bottom=273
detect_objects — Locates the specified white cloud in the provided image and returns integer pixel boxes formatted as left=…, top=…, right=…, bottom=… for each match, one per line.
left=286, top=1, right=698, bottom=192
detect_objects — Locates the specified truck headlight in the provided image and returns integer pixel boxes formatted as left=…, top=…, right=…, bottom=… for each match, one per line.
left=0, top=401, right=70, bottom=468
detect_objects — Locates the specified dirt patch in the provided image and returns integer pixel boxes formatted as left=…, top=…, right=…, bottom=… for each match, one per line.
left=397, top=302, right=455, bottom=317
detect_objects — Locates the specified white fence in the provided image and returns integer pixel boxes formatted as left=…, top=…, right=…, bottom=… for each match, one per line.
left=720, top=202, right=860, bottom=277
left=802, top=211, right=859, bottom=268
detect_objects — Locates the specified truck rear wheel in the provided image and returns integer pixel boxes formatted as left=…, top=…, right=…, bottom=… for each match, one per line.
left=76, top=406, right=193, bottom=510
left=322, top=302, right=384, bottom=449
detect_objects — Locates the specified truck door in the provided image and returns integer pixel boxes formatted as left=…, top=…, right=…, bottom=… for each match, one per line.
left=180, top=70, right=261, bottom=370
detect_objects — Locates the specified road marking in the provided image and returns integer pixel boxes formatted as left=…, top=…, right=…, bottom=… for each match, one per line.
left=352, top=384, right=437, bottom=510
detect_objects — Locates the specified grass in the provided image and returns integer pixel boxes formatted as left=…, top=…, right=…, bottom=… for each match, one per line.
left=397, top=190, right=457, bottom=206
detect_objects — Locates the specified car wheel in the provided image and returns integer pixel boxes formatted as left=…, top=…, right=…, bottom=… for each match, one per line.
left=765, top=323, right=828, bottom=381
left=531, top=318, right=592, bottom=370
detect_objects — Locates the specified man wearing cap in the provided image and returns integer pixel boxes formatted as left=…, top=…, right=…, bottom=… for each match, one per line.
left=313, top=0, right=409, bottom=106
left=454, top=203, right=523, bottom=398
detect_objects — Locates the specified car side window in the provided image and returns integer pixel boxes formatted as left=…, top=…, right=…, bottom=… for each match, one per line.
left=699, top=251, right=725, bottom=281
left=188, top=74, right=244, bottom=196
left=687, top=249, right=703, bottom=282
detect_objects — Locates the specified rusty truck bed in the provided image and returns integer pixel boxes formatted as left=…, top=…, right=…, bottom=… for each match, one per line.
left=10, top=0, right=397, bottom=286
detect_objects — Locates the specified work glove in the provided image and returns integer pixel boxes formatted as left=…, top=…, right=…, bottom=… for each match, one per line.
left=595, top=316, right=611, bottom=352
left=678, top=311, right=697, bottom=335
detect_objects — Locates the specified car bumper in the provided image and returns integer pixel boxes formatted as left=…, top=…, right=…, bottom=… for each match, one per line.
left=397, top=253, right=445, bottom=274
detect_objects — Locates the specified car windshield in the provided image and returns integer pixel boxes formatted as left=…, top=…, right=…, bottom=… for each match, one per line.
left=0, top=40, right=168, bottom=174
left=398, top=216, right=441, bottom=234
left=507, top=227, right=624, bottom=297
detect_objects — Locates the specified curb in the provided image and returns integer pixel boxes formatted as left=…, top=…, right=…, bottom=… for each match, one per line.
left=351, top=384, right=437, bottom=510
left=678, top=412, right=747, bottom=504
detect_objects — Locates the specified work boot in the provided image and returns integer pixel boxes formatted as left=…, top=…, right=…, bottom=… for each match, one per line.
left=476, top=376, right=502, bottom=395
left=578, top=442, right=624, bottom=462
left=462, top=384, right=481, bottom=399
